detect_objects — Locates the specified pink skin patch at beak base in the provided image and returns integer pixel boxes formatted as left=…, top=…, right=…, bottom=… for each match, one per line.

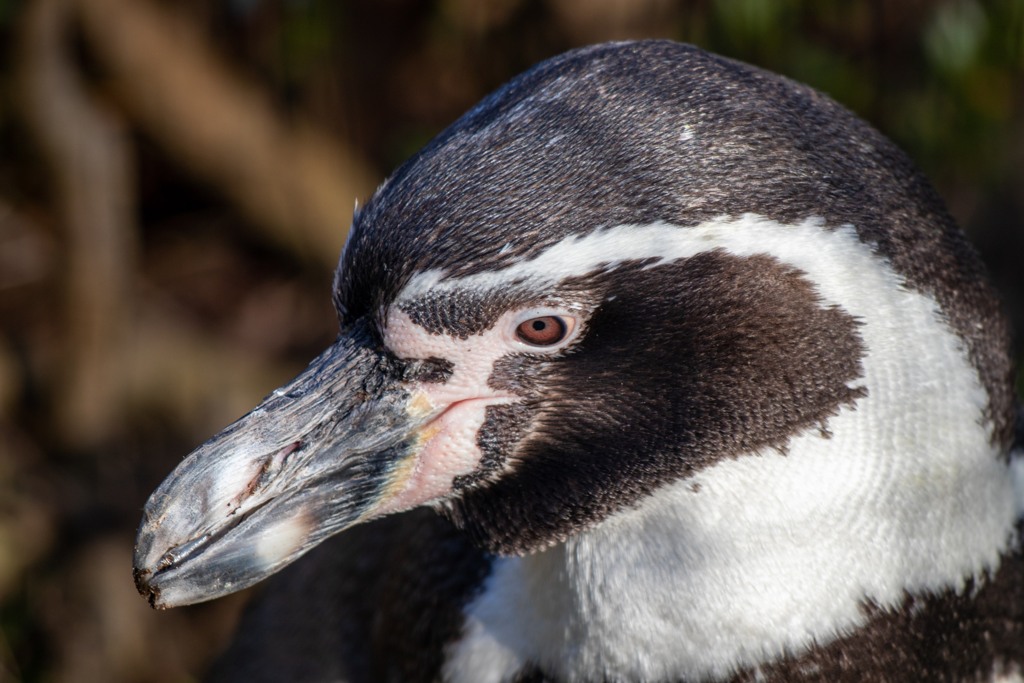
left=373, top=307, right=522, bottom=516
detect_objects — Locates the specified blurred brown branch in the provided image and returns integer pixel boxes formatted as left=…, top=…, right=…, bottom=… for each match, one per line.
left=74, top=0, right=377, bottom=270
left=15, top=0, right=377, bottom=447
left=18, top=0, right=138, bottom=447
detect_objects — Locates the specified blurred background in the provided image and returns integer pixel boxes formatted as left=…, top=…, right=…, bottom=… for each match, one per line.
left=0, top=0, right=1022, bottom=681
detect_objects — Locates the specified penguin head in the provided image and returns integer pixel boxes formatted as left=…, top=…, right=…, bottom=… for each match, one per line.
left=133, top=41, right=1014, bottom=608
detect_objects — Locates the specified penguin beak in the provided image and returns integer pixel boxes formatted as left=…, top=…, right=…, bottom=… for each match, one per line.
left=133, top=324, right=433, bottom=609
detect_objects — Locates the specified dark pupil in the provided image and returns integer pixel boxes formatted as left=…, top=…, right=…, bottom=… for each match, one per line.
left=532, top=320, right=547, bottom=331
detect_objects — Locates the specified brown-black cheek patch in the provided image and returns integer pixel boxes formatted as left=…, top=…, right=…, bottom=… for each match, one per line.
left=452, top=403, right=534, bottom=492
left=445, top=250, right=869, bottom=555
left=490, top=353, right=552, bottom=396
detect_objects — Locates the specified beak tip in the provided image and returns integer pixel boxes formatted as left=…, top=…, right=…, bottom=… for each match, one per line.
left=132, top=565, right=164, bottom=609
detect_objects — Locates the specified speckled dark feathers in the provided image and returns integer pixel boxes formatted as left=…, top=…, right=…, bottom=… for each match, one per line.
left=453, top=403, right=534, bottom=492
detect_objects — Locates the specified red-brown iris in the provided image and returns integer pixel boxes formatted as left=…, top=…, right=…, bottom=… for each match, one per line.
left=515, top=316, right=569, bottom=346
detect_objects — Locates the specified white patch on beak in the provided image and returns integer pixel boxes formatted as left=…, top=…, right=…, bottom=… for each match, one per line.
left=254, top=510, right=312, bottom=567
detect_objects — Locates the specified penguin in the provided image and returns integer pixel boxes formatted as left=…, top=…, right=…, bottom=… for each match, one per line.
left=133, top=41, right=1024, bottom=682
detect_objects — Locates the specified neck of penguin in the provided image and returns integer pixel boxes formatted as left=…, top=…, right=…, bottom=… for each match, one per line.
left=443, top=218, right=1022, bottom=683
left=449, top=438, right=1019, bottom=682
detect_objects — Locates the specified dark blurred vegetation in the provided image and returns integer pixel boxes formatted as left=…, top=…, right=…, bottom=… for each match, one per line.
left=0, top=0, right=1022, bottom=681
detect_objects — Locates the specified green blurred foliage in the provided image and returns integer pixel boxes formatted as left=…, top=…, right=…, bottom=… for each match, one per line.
left=0, top=0, right=17, bottom=26
left=237, top=0, right=1024, bottom=194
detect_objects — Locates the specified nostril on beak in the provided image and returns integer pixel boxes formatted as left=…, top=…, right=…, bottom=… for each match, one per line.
left=227, top=441, right=303, bottom=515
left=272, top=441, right=302, bottom=469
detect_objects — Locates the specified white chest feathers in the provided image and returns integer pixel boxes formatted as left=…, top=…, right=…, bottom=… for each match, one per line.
left=440, top=216, right=1021, bottom=683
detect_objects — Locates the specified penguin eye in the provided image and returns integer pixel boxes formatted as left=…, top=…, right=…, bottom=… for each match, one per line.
left=516, top=316, right=570, bottom=346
